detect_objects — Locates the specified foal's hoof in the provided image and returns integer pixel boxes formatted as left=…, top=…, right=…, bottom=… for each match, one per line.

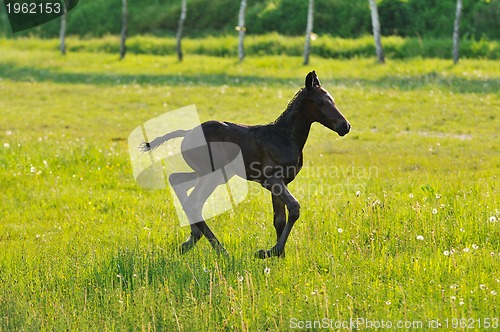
left=179, top=240, right=195, bottom=255
left=256, top=249, right=270, bottom=259
left=216, top=247, right=230, bottom=258
left=255, top=248, right=285, bottom=259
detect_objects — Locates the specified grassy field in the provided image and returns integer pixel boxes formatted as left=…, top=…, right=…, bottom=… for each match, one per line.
left=2, top=34, right=499, bottom=60
left=0, top=39, right=499, bottom=330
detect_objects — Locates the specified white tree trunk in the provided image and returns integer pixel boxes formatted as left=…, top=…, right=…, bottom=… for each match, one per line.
left=368, top=0, right=385, bottom=64
left=120, top=0, right=128, bottom=60
left=176, top=0, right=187, bottom=61
left=237, top=0, right=247, bottom=62
left=303, top=0, right=314, bottom=65
left=59, top=4, right=67, bottom=55
left=452, top=0, right=462, bottom=64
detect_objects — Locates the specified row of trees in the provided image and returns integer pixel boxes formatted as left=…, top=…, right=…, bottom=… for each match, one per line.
left=2, top=0, right=497, bottom=39
left=103, top=0, right=465, bottom=64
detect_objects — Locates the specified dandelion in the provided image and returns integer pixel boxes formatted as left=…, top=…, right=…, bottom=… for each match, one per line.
left=337, top=228, right=343, bottom=234
left=409, top=193, right=414, bottom=198
left=463, top=247, right=470, bottom=253
left=432, top=208, right=438, bottom=215
left=416, top=235, right=424, bottom=241
left=30, top=166, right=36, bottom=173
left=444, top=250, right=450, bottom=256
left=450, top=296, right=456, bottom=301
left=489, top=216, right=497, bottom=222
left=491, top=290, right=498, bottom=296
left=459, top=299, right=465, bottom=306
left=237, top=275, right=244, bottom=283
left=3, top=143, right=9, bottom=148
left=480, top=284, right=487, bottom=290
left=356, top=190, right=361, bottom=197
left=385, top=300, right=391, bottom=305
left=472, top=244, right=479, bottom=250
left=436, top=194, right=441, bottom=199
left=264, top=267, right=271, bottom=275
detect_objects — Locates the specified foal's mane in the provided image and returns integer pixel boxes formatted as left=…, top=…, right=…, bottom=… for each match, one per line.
left=271, top=87, right=308, bottom=126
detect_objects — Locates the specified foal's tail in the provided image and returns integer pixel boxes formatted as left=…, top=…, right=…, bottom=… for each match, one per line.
left=138, top=129, right=190, bottom=153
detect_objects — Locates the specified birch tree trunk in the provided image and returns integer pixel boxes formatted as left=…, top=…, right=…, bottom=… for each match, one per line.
left=176, top=0, right=187, bottom=61
left=452, top=0, right=462, bottom=64
left=237, top=0, right=247, bottom=62
left=120, top=0, right=128, bottom=60
left=59, top=4, right=67, bottom=55
left=368, top=0, right=385, bottom=64
left=303, top=0, right=314, bottom=65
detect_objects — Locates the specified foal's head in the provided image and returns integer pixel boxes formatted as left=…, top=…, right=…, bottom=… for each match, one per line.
left=304, top=71, right=351, bottom=136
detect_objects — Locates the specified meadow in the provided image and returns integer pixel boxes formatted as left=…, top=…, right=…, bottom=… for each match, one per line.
left=0, top=38, right=499, bottom=330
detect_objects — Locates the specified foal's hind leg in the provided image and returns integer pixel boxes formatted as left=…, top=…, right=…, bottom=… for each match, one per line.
left=171, top=172, right=228, bottom=256
left=184, top=175, right=229, bottom=256
left=169, top=172, right=204, bottom=254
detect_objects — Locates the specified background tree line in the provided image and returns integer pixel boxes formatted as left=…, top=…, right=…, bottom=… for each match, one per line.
left=1, top=0, right=498, bottom=39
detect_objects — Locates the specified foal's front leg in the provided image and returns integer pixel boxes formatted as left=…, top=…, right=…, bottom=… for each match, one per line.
left=270, top=194, right=286, bottom=257
left=257, top=177, right=300, bottom=259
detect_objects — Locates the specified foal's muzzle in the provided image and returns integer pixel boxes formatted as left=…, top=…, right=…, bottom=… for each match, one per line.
left=336, top=121, right=351, bottom=136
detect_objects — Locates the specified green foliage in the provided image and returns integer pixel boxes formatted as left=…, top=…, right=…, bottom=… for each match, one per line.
left=0, top=40, right=499, bottom=330
left=0, top=0, right=498, bottom=39
left=379, top=0, right=500, bottom=39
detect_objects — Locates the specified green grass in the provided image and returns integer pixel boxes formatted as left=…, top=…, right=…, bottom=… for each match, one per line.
left=0, top=40, right=499, bottom=330
left=2, top=34, right=499, bottom=59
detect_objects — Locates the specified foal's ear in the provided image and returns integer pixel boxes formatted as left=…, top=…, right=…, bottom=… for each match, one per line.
left=305, top=71, right=314, bottom=89
left=313, top=72, right=321, bottom=87
left=305, top=70, right=320, bottom=89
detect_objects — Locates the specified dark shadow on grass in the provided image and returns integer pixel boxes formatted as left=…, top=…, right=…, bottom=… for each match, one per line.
left=0, top=62, right=498, bottom=94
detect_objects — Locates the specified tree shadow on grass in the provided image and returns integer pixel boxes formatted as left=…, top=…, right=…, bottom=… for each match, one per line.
left=0, top=62, right=498, bottom=94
